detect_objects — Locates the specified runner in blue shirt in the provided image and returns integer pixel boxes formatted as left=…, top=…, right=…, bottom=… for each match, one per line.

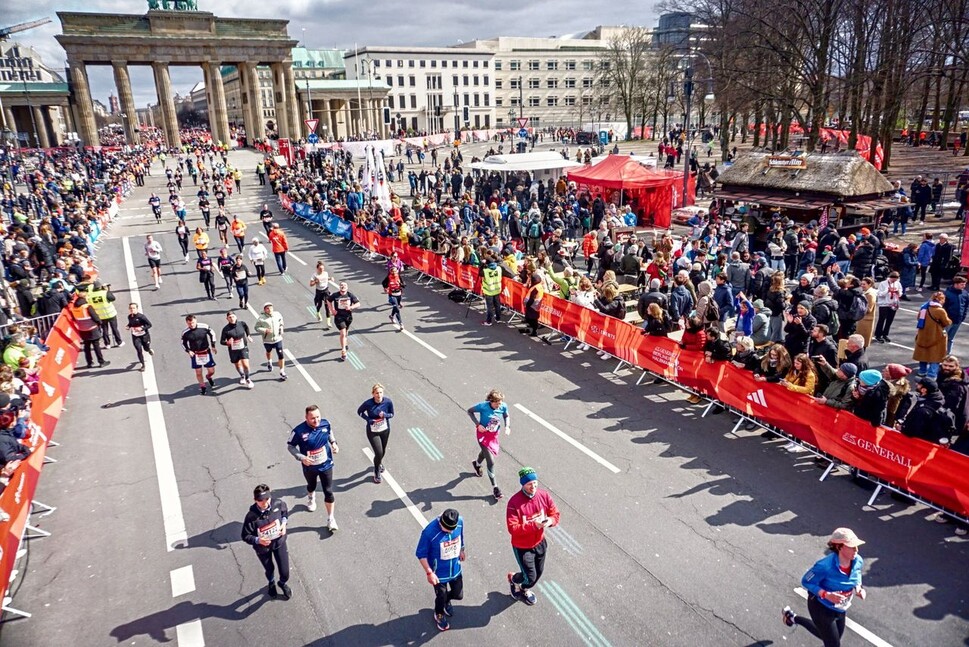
left=287, top=404, right=340, bottom=532
left=466, top=389, right=510, bottom=501
left=783, top=527, right=868, bottom=646
left=415, top=508, right=465, bottom=632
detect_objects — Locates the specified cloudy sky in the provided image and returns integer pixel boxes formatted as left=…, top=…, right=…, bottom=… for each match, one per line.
left=7, top=0, right=658, bottom=107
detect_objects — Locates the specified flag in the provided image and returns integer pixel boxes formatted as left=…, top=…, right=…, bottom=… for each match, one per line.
left=819, top=208, right=829, bottom=229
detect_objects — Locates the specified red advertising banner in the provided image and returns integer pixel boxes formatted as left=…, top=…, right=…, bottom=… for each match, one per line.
left=0, top=312, right=81, bottom=605
left=351, top=228, right=969, bottom=519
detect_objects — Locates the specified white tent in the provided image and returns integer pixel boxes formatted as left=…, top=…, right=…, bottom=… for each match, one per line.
left=470, top=151, right=584, bottom=173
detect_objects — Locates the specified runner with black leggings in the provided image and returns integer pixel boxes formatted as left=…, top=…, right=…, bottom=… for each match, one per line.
left=357, top=383, right=395, bottom=484
left=287, top=405, right=339, bottom=532
left=466, top=389, right=510, bottom=501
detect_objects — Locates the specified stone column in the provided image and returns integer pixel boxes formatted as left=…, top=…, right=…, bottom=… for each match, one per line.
left=331, top=98, right=346, bottom=140
left=282, top=62, right=299, bottom=140
left=112, top=61, right=140, bottom=145
left=152, top=62, right=180, bottom=148
left=319, top=101, right=331, bottom=141
left=2, top=107, right=15, bottom=136
left=237, top=62, right=260, bottom=143
left=296, top=86, right=308, bottom=138
left=67, top=59, right=99, bottom=146
left=32, top=106, right=50, bottom=149
left=270, top=62, right=290, bottom=139
left=205, top=61, right=230, bottom=145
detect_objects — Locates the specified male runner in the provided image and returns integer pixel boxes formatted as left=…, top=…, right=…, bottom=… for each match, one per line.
left=220, top=310, right=254, bottom=388
left=181, top=314, right=217, bottom=395
left=260, top=204, right=274, bottom=233
left=148, top=193, right=162, bottom=223
left=415, top=508, right=465, bottom=632
left=327, top=281, right=361, bottom=362
left=506, top=467, right=560, bottom=606
left=466, top=389, right=510, bottom=501
left=125, top=302, right=154, bottom=372
left=287, top=405, right=339, bottom=532
left=254, top=302, right=286, bottom=380
left=143, top=234, right=163, bottom=289
left=240, top=484, right=291, bottom=599
left=232, top=255, right=251, bottom=309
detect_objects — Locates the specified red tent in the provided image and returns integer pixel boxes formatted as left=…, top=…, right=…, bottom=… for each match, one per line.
left=566, top=155, right=694, bottom=228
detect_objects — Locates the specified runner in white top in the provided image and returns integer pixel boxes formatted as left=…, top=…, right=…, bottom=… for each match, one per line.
left=309, top=260, right=332, bottom=328
left=144, top=234, right=164, bottom=289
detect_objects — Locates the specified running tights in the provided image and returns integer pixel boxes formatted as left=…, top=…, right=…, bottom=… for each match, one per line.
left=476, top=444, right=497, bottom=487
left=794, top=595, right=846, bottom=647
left=512, top=539, right=547, bottom=589
left=368, top=430, right=390, bottom=474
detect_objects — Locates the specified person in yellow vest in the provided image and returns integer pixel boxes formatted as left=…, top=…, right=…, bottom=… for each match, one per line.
left=86, top=281, right=124, bottom=349
left=69, top=293, right=110, bottom=368
left=520, top=269, right=545, bottom=337
left=193, top=227, right=209, bottom=259
left=479, top=256, right=503, bottom=326
left=231, top=215, right=248, bottom=254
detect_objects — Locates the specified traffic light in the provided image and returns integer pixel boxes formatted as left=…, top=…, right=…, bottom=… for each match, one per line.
left=462, top=106, right=469, bottom=123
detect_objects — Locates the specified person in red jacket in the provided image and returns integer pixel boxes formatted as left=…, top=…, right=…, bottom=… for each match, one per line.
left=505, top=467, right=560, bottom=606
left=267, top=223, right=289, bottom=274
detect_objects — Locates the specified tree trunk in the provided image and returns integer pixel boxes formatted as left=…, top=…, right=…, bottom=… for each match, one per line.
left=720, top=108, right=731, bottom=162
left=753, top=107, right=762, bottom=148
left=741, top=111, right=749, bottom=144
left=913, top=66, right=933, bottom=146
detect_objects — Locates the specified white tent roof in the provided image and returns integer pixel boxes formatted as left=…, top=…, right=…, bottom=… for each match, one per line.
left=470, top=151, right=584, bottom=173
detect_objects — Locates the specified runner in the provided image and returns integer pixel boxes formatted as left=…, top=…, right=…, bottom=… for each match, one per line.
left=287, top=404, right=339, bottom=532
left=782, top=527, right=867, bottom=647
left=231, top=214, right=248, bottom=253
left=248, top=237, right=269, bottom=285
left=125, top=302, right=154, bottom=372
left=327, top=281, right=361, bottom=362
left=143, top=234, right=163, bottom=290
left=309, top=260, right=332, bottom=327
left=216, top=247, right=235, bottom=296
left=356, top=383, right=395, bottom=483
left=181, top=314, right=218, bottom=395
left=466, top=389, right=510, bottom=501
left=148, top=192, right=162, bottom=223
left=260, top=203, right=274, bottom=233
left=254, top=302, right=286, bottom=380
left=193, top=226, right=209, bottom=258
left=415, top=508, right=465, bottom=632
left=196, top=249, right=217, bottom=300
left=215, top=209, right=230, bottom=245
left=199, top=193, right=212, bottom=229
left=506, top=467, right=560, bottom=606
left=232, top=255, right=251, bottom=309
left=267, top=223, right=289, bottom=275
left=240, top=484, right=291, bottom=600
left=382, top=265, right=405, bottom=331
left=175, top=220, right=190, bottom=263
left=220, top=310, right=254, bottom=388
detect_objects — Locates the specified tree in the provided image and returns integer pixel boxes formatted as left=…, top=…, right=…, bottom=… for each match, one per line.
left=597, top=27, right=653, bottom=139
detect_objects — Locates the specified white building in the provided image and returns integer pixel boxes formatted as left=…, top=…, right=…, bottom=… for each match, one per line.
left=345, top=46, right=496, bottom=135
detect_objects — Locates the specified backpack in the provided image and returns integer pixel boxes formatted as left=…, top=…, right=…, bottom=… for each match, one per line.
left=934, top=407, right=957, bottom=441
left=447, top=289, right=468, bottom=302
left=704, top=297, right=720, bottom=323
left=815, top=301, right=840, bottom=335
left=528, top=221, right=541, bottom=239
left=847, top=291, right=868, bottom=321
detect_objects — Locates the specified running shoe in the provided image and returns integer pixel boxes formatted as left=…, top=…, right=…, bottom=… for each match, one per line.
left=373, top=474, right=382, bottom=484
left=148, top=349, right=154, bottom=356
left=482, top=321, right=493, bottom=326
left=115, top=341, right=126, bottom=348
left=472, top=461, right=482, bottom=477
left=246, top=380, right=254, bottom=389
left=316, top=311, right=322, bottom=322
left=379, top=464, right=385, bottom=474
left=434, top=613, right=449, bottom=632
left=278, top=582, right=292, bottom=600
left=267, top=582, right=278, bottom=598
left=280, top=372, right=288, bottom=381
left=139, top=363, right=146, bottom=372
left=239, top=377, right=247, bottom=386
left=327, top=516, right=339, bottom=532
left=493, top=487, right=503, bottom=501
left=443, top=602, right=454, bottom=617
left=782, top=606, right=795, bottom=627
left=307, top=493, right=317, bottom=512
left=200, top=385, right=207, bottom=395
left=99, top=360, right=111, bottom=367
left=507, top=572, right=518, bottom=597
left=521, top=589, right=537, bottom=605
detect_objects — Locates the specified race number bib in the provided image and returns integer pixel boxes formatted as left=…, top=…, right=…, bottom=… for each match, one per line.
left=258, top=520, right=281, bottom=541
left=440, top=537, right=461, bottom=561
left=130, top=326, right=146, bottom=337
left=234, top=269, right=247, bottom=281
left=229, top=338, right=244, bottom=350
left=371, top=418, right=388, bottom=433
left=194, top=352, right=210, bottom=365
left=337, top=297, right=351, bottom=310
left=525, top=509, right=548, bottom=526
left=486, top=416, right=501, bottom=432
left=306, top=445, right=329, bottom=465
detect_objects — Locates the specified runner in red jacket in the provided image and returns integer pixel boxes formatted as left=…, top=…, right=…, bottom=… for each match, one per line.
left=505, top=467, right=560, bottom=606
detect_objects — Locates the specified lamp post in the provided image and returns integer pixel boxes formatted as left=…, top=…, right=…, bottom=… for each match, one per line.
left=22, top=78, right=40, bottom=150
left=518, top=75, right=523, bottom=121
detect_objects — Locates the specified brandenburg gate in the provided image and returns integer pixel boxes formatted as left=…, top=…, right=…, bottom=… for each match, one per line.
left=56, top=7, right=299, bottom=147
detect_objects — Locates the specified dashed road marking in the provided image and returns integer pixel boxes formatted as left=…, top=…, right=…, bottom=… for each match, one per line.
left=513, top=403, right=621, bottom=474
left=283, top=349, right=321, bottom=392
left=170, top=565, right=195, bottom=598
left=175, top=619, right=205, bottom=646
left=794, top=587, right=894, bottom=647
left=362, top=447, right=427, bottom=527
left=404, top=390, right=439, bottom=418
left=402, top=328, right=447, bottom=360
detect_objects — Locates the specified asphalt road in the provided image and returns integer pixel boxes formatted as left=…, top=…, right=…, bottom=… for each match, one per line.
left=2, top=147, right=967, bottom=647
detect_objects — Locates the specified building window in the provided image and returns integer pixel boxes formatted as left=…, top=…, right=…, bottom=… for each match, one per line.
left=408, top=60, right=415, bottom=67
left=431, top=60, right=437, bottom=68
left=495, top=79, right=502, bottom=89
left=494, top=60, right=502, bottom=70
left=528, top=60, right=540, bottom=71
left=496, top=97, right=503, bottom=107
left=463, top=60, right=469, bottom=68
left=582, top=96, right=593, bottom=106
left=420, top=60, right=426, bottom=68
left=532, top=117, right=540, bottom=126
left=564, top=96, right=576, bottom=106
left=452, top=75, right=459, bottom=86
left=528, top=78, right=540, bottom=89
left=564, top=78, right=576, bottom=89
left=385, top=60, right=392, bottom=67
left=510, top=97, right=519, bottom=106
left=397, top=60, right=403, bottom=67
left=547, top=78, right=558, bottom=89
left=528, top=97, right=540, bottom=107
left=565, top=60, right=576, bottom=71
left=398, top=75, right=404, bottom=86
left=582, top=60, right=594, bottom=71
left=372, top=60, right=378, bottom=68
left=509, top=60, right=520, bottom=71
left=463, top=75, right=469, bottom=86
left=473, top=75, right=479, bottom=86
left=464, top=93, right=470, bottom=106
left=409, top=75, right=416, bottom=86
left=388, top=96, right=395, bottom=108
left=546, top=96, right=558, bottom=107
left=510, top=78, right=520, bottom=89
left=410, top=95, right=417, bottom=109
left=600, top=61, right=611, bottom=71
left=387, top=76, right=393, bottom=87
left=483, top=75, right=489, bottom=86
left=547, top=60, right=558, bottom=71
left=484, top=93, right=490, bottom=106
left=582, top=77, right=593, bottom=88
left=483, top=61, right=489, bottom=68
left=473, top=60, right=479, bottom=68
left=601, top=78, right=611, bottom=88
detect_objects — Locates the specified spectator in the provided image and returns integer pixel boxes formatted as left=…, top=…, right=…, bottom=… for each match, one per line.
left=813, top=359, right=857, bottom=409
left=754, top=344, right=791, bottom=383
left=695, top=280, right=719, bottom=324
left=900, top=243, right=918, bottom=300
left=713, top=273, right=734, bottom=323
left=790, top=273, right=815, bottom=308
left=781, top=353, right=818, bottom=395
left=929, top=233, right=952, bottom=292
left=852, top=369, right=890, bottom=427
left=642, top=303, right=671, bottom=337
left=668, top=274, right=695, bottom=325
left=899, top=378, right=952, bottom=444
left=733, top=292, right=755, bottom=338
left=943, top=275, right=969, bottom=353
left=937, top=355, right=969, bottom=433
left=883, top=364, right=916, bottom=427
left=843, top=334, right=870, bottom=372
left=594, top=284, right=623, bottom=360
left=828, top=274, right=866, bottom=340
left=637, top=279, right=669, bottom=321
left=750, top=299, right=771, bottom=347
left=855, top=277, right=878, bottom=347
left=917, top=233, right=935, bottom=291
left=764, top=272, right=789, bottom=342
left=914, top=291, right=951, bottom=378
left=730, top=336, right=760, bottom=372
left=808, top=324, right=839, bottom=367
left=874, top=271, right=903, bottom=343
left=810, top=284, right=839, bottom=334
left=849, top=235, right=875, bottom=278
left=570, top=276, right=597, bottom=351
left=783, top=301, right=816, bottom=358
left=679, top=316, right=708, bottom=352
left=725, top=251, right=749, bottom=294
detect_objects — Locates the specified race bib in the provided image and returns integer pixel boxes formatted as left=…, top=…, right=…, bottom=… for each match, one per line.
left=131, top=326, right=146, bottom=337
left=525, top=509, right=547, bottom=526
left=306, top=445, right=329, bottom=465
left=258, top=519, right=281, bottom=541
left=234, top=269, right=247, bottom=280
left=229, top=338, right=244, bottom=350
left=194, top=352, right=210, bottom=364
left=486, top=416, right=501, bottom=432
left=371, top=418, right=388, bottom=433
left=440, top=537, right=461, bottom=561
left=337, top=297, right=351, bottom=310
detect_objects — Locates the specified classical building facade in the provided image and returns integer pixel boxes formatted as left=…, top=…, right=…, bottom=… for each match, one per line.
left=0, top=43, right=71, bottom=148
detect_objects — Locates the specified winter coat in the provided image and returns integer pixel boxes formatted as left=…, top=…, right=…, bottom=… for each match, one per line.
left=943, top=286, right=969, bottom=325
left=900, top=248, right=918, bottom=288
left=901, top=391, right=947, bottom=442
left=783, top=312, right=816, bottom=357
left=669, top=285, right=695, bottom=320
left=913, top=304, right=951, bottom=363
left=853, top=380, right=890, bottom=427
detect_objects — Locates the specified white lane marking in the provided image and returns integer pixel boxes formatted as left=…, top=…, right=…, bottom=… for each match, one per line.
left=329, top=280, right=340, bottom=289
left=246, top=304, right=259, bottom=318
left=362, top=447, right=427, bottom=528
left=887, top=341, right=915, bottom=351
left=514, top=403, right=621, bottom=474
left=170, top=565, right=196, bottom=598
left=175, top=619, right=205, bottom=646
left=794, top=588, right=893, bottom=647
left=283, top=348, right=321, bottom=392
left=287, top=251, right=308, bottom=266
left=401, top=329, right=447, bottom=360
left=123, top=237, right=189, bottom=551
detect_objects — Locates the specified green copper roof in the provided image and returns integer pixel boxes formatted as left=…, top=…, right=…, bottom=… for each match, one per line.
left=292, top=47, right=345, bottom=70
left=300, top=79, right=390, bottom=91
left=0, top=82, right=70, bottom=94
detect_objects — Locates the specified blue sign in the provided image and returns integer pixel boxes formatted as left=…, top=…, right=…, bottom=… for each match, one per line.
left=599, top=130, right=609, bottom=145
left=518, top=128, right=528, bottom=139
left=307, top=133, right=319, bottom=144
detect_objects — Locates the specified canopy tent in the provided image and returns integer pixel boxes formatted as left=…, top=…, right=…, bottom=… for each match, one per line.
left=470, top=151, right=584, bottom=173
left=566, top=155, right=694, bottom=229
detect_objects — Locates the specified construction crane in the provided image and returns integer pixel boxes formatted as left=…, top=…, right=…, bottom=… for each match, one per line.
left=0, top=18, right=52, bottom=42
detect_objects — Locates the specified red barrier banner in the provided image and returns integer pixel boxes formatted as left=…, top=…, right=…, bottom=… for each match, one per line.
left=0, top=311, right=81, bottom=605
left=350, top=227, right=969, bottom=518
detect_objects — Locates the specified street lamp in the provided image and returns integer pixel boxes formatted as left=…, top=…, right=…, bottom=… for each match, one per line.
left=22, top=78, right=40, bottom=150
